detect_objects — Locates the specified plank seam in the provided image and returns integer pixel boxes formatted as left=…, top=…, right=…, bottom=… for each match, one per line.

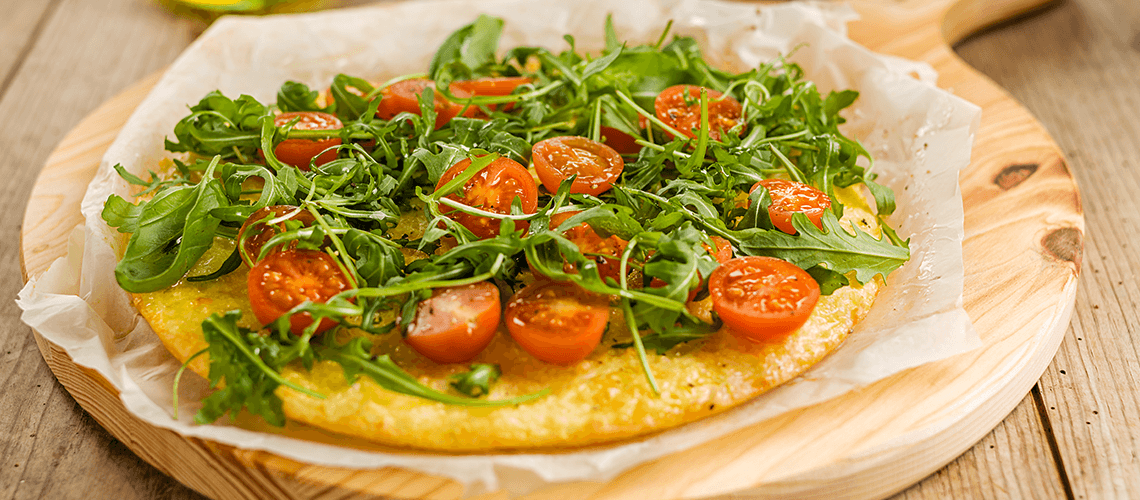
left=0, top=0, right=65, bottom=102
left=1032, top=383, right=1076, bottom=500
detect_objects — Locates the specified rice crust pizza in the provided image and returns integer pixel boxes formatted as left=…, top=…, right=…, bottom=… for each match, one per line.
left=106, top=15, right=909, bottom=451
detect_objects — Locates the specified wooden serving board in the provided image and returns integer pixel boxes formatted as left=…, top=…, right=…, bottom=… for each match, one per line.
left=19, top=0, right=1081, bottom=498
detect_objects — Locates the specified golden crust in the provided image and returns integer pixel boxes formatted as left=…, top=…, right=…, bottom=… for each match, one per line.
left=132, top=186, right=884, bottom=451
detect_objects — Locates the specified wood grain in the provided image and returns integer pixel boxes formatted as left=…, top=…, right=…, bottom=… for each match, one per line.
left=0, top=0, right=56, bottom=94
left=955, top=1, right=1140, bottom=498
left=0, top=0, right=199, bottom=498
left=5, top=1, right=1101, bottom=500
left=892, top=391, right=1068, bottom=500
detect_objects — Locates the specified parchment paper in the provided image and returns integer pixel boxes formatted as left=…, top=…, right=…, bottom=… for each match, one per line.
left=18, top=0, right=983, bottom=495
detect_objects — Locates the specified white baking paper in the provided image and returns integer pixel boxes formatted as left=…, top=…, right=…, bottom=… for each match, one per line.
left=18, top=0, right=982, bottom=496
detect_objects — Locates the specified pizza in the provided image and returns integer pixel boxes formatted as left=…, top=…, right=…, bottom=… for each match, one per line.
left=104, top=15, right=910, bottom=451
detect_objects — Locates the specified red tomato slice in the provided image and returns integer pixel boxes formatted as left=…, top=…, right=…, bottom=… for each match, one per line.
left=247, top=249, right=352, bottom=336
left=650, top=235, right=734, bottom=300
left=707, top=235, right=734, bottom=264
left=271, top=112, right=343, bottom=170
left=532, top=136, right=624, bottom=196
left=655, top=85, right=743, bottom=141
left=376, top=78, right=468, bottom=129
left=405, top=281, right=501, bottom=364
left=751, top=179, right=832, bottom=234
left=504, top=280, right=609, bottom=365
left=531, top=211, right=628, bottom=283
left=449, top=76, right=532, bottom=113
left=599, top=126, right=643, bottom=156
left=237, top=205, right=317, bottom=267
left=435, top=156, right=538, bottom=239
left=707, top=256, right=820, bottom=342
left=449, top=76, right=532, bottom=96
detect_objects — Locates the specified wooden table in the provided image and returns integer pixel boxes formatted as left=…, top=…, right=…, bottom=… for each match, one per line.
left=1, top=0, right=1136, bottom=498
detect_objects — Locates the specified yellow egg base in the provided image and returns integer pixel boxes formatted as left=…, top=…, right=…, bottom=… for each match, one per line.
left=133, top=186, right=885, bottom=451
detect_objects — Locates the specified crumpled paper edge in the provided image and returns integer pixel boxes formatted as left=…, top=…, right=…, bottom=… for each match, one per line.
left=17, top=0, right=982, bottom=495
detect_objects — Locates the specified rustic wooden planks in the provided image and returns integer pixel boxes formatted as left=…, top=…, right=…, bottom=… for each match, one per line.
left=893, top=391, right=1069, bottom=499
left=6, top=0, right=1132, bottom=498
left=954, top=0, right=1140, bottom=497
left=0, top=0, right=56, bottom=94
left=0, top=0, right=197, bottom=498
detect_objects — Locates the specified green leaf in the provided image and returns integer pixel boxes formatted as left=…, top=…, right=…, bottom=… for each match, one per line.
left=559, top=205, right=643, bottom=240
left=102, top=194, right=144, bottom=234
left=580, top=46, right=623, bottom=81
left=593, top=48, right=685, bottom=107
left=165, top=92, right=267, bottom=160
left=277, top=81, right=328, bottom=113
left=113, top=159, right=230, bottom=293
left=317, top=337, right=545, bottom=407
left=864, top=178, right=897, bottom=216
left=448, top=364, right=501, bottom=397
left=806, top=265, right=850, bottom=295
left=604, top=15, right=621, bottom=53
left=615, top=319, right=719, bottom=355
left=823, top=90, right=859, bottom=124
left=195, top=311, right=321, bottom=426
left=329, top=74, right=375, bottom=121
left=429, top=15, right=504, bottom=79
left=734, top=211, right=910, bottom=284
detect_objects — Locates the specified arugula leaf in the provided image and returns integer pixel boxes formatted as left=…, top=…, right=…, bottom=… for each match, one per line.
left=102, top=194, right=144, bottom=234
left=864, top=178, right=897, bottom=216
left=429, top=15, right=504, bottom=79
left=165, top=92, right=267, bottom=160
left=317, top=337, right=545, bottom=406
left=823, top=89, right=859, bottom=122
left=734, top=211, right=909, bottom=284
left=806, top=265, right=850, bottom=295
left=329, top=74, right=375, bottom=121
left=558, top=205, right=643, bottom=240
left=604, top=15, right=621, bottom=53
left=111, top=158, right=230, bottom=293
left=449, top=364, right=501, bottom=397
left=593, top=47, right=686, bottom=108
left=195, top=311, right=322, bottom=426
left=277, top=81, right=329, bottom=113
left=615, top=318, right=720, bottom=354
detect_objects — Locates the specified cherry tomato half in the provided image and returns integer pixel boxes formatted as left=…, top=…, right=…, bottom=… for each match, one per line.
left=707, top=256, right=820, bottom=342
left=405, top=281, right=501, bottom=364
left=435, top=156, right=538, bottom=239
left=751, top=179, right=832, bottom=234
left=599, top=126, right=643, bottom=156
left=449, top=76, right=532, bottom=97
left=532, top=136, right=624, bottom=196
left=376, top=78, right=467, bottom=129
left=655, top=85, right=743, bottom=141
left=237, top=205, right=319, bottom=267
left=271, top=112, right=343, bottom=170
left=449, top=76, right=532, bottom=113
left=650, top=235, right=734, bottom=300
left=247, top=249, right=352, bottom=336
left=504, top=280, right=609, bottom=365
left=532, top=211, right=629, bottom=284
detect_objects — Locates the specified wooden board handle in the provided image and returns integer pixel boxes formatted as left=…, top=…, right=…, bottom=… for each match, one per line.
left=943, top=0, right=1060, bottom=45
left=845, top=0, right=1057, bottom=52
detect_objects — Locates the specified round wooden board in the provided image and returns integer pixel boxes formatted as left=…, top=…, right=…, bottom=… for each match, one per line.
left=19, top=0, right=1082, bottom=498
